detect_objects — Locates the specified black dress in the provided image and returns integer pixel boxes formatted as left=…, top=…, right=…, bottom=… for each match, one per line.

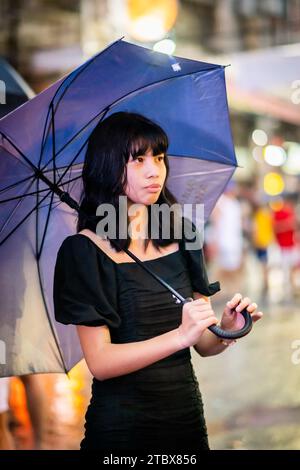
left=53, top=232, right=220, bottom=452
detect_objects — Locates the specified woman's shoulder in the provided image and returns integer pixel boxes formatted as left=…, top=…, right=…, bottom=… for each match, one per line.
left=55, top=232, right=117, bottom=283
left=59, top=232, right=91, bottom=251
left=57, top=231, right=103, bottom=262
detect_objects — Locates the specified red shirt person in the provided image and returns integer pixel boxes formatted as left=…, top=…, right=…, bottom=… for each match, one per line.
left=272, top=199, right=297, bottom=300
left=272, top=200, right=296, bottom=249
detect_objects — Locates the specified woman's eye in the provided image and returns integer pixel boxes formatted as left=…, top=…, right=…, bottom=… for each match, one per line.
left=134, top=156, right=164, bottom=163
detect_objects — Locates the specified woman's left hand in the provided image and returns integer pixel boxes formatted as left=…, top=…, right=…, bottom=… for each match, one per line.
left=220, top=293, right=263, bottom=331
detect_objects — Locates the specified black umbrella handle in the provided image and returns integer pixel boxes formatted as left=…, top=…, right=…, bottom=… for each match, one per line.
left=122, top=240, right=253, bottom=340
left=183, top=297, right=253, bottom=340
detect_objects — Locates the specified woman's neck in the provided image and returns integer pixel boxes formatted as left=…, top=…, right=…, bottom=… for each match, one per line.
left=127, top=202, right=149, bottom=253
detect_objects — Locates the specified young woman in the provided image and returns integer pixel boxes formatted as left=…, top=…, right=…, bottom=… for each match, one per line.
left=53, top=112, right=263, bottom=452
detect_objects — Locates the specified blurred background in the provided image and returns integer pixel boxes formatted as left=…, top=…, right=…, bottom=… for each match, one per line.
left=0, top=0, right=300, bottom=451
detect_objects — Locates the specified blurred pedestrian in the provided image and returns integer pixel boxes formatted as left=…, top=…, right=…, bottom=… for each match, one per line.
left=251, top=201, right=274, bottom=298
left=211, top=181, right=244, bottom=299
left=19, top=374, right=47, bottom=449
left=272, top=197, right=297, bottom=300
left=0, top=378, right=15, bottom=449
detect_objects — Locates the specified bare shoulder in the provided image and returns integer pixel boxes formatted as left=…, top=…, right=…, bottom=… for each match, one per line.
left=78, top=229, right=118, bottom=252
left=78, top=230, right=179, bottom=262
left=78, top=229, right=132, bottom=263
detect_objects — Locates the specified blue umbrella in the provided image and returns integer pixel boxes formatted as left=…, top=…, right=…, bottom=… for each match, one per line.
left=0, top=39, right=251, bottom=376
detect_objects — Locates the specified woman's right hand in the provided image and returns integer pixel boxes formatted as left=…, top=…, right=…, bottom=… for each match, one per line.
left=177, top=297, right=218, bottom=349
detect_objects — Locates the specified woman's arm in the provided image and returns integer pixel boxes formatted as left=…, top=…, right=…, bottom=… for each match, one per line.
left=77, top=295, right=219, bottom=380
left=193, top=328, right=230, bottom=357
left=77, top=324, right=184, bottom=381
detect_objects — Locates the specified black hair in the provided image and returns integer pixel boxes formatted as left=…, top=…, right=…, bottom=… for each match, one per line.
left=77, top=111, right=182, bottom=252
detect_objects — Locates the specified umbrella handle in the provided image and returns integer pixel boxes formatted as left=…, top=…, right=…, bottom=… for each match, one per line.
left=107, top=238, right=253, bottom=340
left=183, top=297, right=253, bottom=340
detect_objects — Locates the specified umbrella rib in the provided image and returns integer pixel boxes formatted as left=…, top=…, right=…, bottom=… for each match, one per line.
left=1, top=130, right=82, bottom=190
left=0, top=174, right=81, bottom=204
left=40, top=107, right=108, bottom=172
left=34, top=183, right=68, bottom=373
left=54, top=108, right=110, bottom=187
left=49, top=39, right=123, bottom=114
left=0, top=177, right=37, bottom=236
left=36, top=251, right=69, bottom=374
left=40, top=128, right=98, bottom=192
left=50, top=103, right=57, bottom=186
left=37, top=39, right=123, bottom=161
left=36, top=187, right=54, bottom=260
left=40, top=199, right=63, bottom=211
left=50, top=109, right=110, bottom=190
left=0, top=164, right=81, bottom=199
left=39, top=67, right=223, bottom=172
left=0, top=187, right=52, bottom=246
left=52, top=45, right=219, bottom=117
left=0, top=131, right=34, bottom=170
left=0, top=132, right=81, bottom=211
left=38, top=105, right=52, bottom=168
left=0, top=186, right=50, bottom=204
left=0, top=174, right=35, bottom=195
left=0, top=132, right=40, bottom=173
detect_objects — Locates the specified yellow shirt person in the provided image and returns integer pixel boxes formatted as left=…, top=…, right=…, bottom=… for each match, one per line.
left=253, top=206, right=274, bottom=250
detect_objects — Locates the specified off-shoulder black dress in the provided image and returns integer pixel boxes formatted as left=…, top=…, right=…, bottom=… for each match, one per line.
left=53, top=232, right=220, bottom=452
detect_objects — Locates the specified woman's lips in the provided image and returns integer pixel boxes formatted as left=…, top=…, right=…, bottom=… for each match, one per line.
left=145, top=184, right=161, bottom=192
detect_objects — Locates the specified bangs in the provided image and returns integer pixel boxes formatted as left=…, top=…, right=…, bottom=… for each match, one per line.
left=127, top=125, right=168, bottom=160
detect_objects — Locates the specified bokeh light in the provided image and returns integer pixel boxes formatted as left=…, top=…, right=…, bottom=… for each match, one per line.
left=264, top=172, right=285, bottom=196
left=264, top=145, right=287, bottom=166
left=283, top=142, right=300, bottom=175
left=269, top=198, right=284, bottom=212
left=153, top=38, right=176, bottom=55
left=252, top=129, right=268, bottom=146
left=252, top=146, right=264, bottom=162
left=128, top=0, right=178, bottom=42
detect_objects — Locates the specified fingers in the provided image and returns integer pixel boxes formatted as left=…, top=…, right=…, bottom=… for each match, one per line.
left=233, top=296, right=263, bottom=323
left=251, top=311, right=264, bottom=323
left=201, top=316, right=218, bottom=330
left=183, top=297, right=219, bottom=329
left=235, top=297, right=251, bottom=312
left=226, top=293, right=242, bottom=309
left=226, top=292, right=263, bottom=319
left=246, top=302, right=257, bottom=313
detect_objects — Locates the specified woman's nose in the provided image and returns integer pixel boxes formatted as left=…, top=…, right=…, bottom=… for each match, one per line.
left=144, top=161, right=160, bottom=178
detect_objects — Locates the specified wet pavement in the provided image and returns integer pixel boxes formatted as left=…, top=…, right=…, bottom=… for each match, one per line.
left=192, top=301, right=300, bottom=450
left=196, top=250, right=300, bottom=450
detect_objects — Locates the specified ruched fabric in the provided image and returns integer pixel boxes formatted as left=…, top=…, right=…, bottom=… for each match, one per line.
left=53, top=233, right=220, bottom=452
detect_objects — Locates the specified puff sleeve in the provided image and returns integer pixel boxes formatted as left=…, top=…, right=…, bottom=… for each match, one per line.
left=53, top=235, right=121, bottom=328
left=181, top=217, right=221, bottom=297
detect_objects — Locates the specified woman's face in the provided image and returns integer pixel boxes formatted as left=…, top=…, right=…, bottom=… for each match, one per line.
left=124, top=147, right=167, bottom=206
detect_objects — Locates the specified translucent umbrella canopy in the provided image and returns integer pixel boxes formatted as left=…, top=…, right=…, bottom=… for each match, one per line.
left=0, top=39, right=237, bottom=376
